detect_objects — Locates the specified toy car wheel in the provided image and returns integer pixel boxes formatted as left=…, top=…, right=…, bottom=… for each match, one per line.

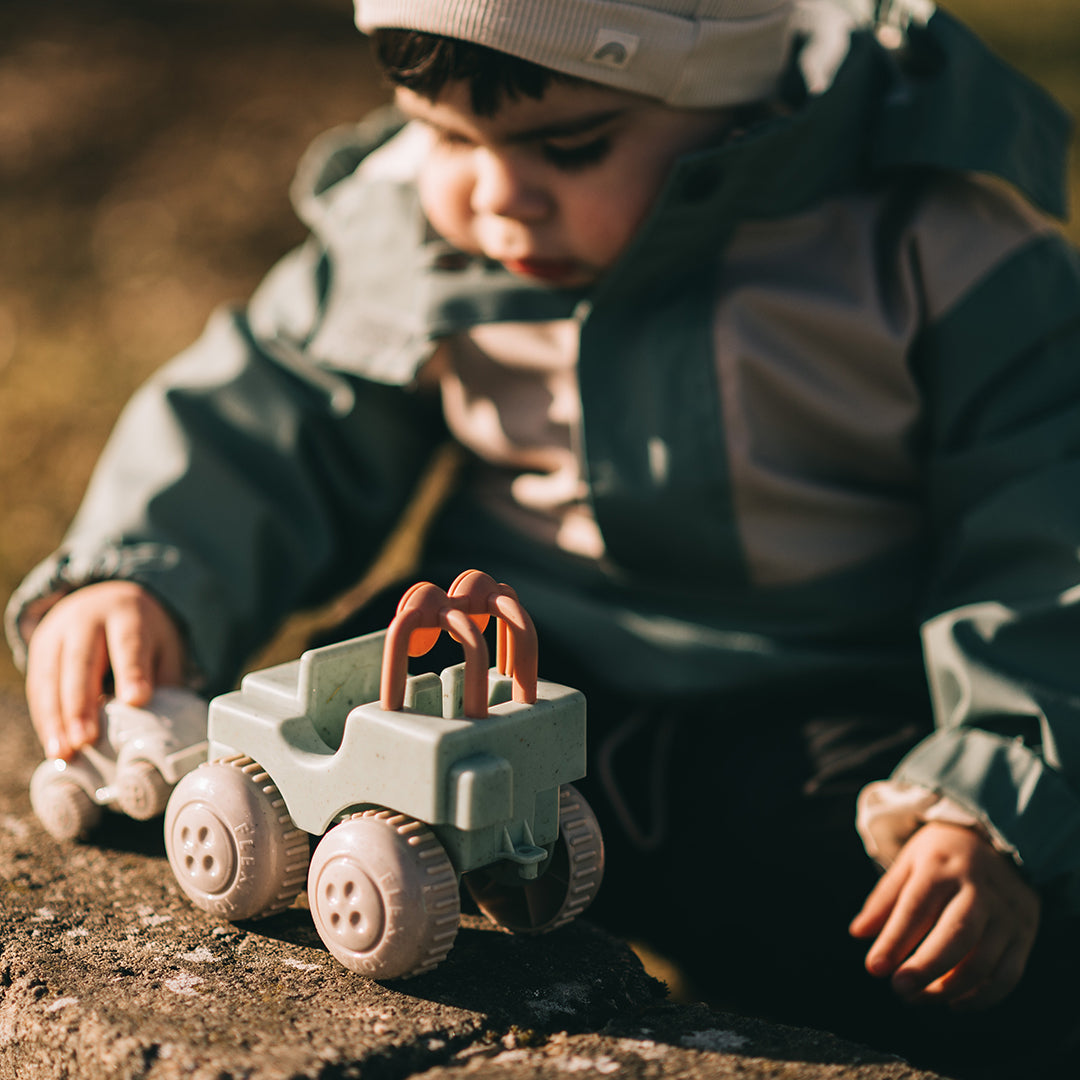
left=31, top=774, right=103, bottom=842
left=463, top=784, right=604, bottom=935
left=114, top=759, right=173, bottom=820
left=164, top=756, right=310, bottom=921
left=307, top=809, right=460, bottom=980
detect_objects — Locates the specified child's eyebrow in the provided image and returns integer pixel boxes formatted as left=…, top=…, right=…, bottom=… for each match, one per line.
left=503, top=109, right=626, bottom=145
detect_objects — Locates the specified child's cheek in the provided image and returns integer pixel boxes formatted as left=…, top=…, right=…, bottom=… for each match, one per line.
left=418, top=161, right=478, bottom=252
left=568, top=188, right=648, bottom=272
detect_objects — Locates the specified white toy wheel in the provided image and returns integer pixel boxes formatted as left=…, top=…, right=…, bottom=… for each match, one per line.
left=114, top=759, right=173, bottom=820
left=30, top=771, right=103, bottom=841
left=164, top=756, right=310, bottom=920
left=463, top=784, right=604, bottom=934
left=307, top=809, right=460, bottom=979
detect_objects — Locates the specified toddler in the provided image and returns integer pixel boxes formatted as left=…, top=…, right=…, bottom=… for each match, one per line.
left=8, top=2, right=1080, bottom=1075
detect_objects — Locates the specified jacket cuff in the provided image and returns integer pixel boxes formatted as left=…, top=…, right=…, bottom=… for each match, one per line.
left=856, top=779, right=1015, bottom=868
left=890, top=726, right=1080, bottom=905
left=4, top=542, right=200, bottom=681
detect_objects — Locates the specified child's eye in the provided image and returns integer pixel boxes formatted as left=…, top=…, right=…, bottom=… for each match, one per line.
left=541, top=137, right=611, bottom=171
left=431, top=127, right=474, bottom=151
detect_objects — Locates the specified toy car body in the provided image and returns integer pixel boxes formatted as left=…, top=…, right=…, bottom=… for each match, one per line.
left=164, top=572, right=604, bottom=979
left=30, top=687, right=209, bottom=841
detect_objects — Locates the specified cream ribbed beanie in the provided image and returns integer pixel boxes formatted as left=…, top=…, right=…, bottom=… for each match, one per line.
left=354, top=1, right=934, bottom=107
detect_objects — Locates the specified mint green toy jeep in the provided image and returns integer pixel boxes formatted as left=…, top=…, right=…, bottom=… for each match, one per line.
left=163, top=571, right=603, bottom=980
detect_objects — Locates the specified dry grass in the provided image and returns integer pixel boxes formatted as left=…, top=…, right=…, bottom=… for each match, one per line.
left=1, top=0, right=1077, bottom=695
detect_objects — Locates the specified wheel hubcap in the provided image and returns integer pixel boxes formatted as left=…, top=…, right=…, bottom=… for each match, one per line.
left=44, top=786, right=82, bottom=838
left=313, top=857, right=384, bottom=953
left=171, top=803, right=236, bottom=895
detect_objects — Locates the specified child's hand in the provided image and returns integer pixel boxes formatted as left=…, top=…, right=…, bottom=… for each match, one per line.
left=849, top=821, right=1040, bottom=1012
left=25, top=581, right=185, bottom=761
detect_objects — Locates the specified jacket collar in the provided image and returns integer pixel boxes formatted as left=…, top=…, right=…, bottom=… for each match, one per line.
left=593, top=9, right=1072, bottom=302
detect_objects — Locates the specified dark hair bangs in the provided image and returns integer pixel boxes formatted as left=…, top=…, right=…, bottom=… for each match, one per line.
left=371, top=28, right=577, bottom=116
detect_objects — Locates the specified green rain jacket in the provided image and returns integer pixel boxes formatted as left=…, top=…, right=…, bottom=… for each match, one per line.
left=8, top=12, right=1080, bottom=903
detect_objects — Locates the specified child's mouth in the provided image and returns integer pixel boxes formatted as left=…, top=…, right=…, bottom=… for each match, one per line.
left=502, top=257, right=581, bottom=283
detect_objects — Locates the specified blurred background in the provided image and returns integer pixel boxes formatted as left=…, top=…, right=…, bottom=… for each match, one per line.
left=1, top=0, right=1078, bottom=695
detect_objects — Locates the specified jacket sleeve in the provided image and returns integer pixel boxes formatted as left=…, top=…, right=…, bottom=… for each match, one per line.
left=4, top=236, right=447, bottom=693
left=894, top=229, right=1080, bottom=905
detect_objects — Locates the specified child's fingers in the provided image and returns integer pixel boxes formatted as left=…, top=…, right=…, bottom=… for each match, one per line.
left=147, top=600, right=186, bottom=688
left=912, top=922, right=1010, bottom=1009
left=58, top=625, right=108, bottom=750
left=943, top=884, right=1038, bottom=1012
left=850, top=860, right=908, bottom=939
left=948, top=933, right=1032, bottom=1012
left=913, top=927, right=1021, bottom=1013
left=858, top=824, right=1041, bottom=1012
left=26, top=639, right=69, bottom=761
left=863, top=869, right=951, bottom=977
left=24, top=582, right=187, bottom=761
left=154, top=636, right=185, bottom=688
left=890, top=888, right=990, bottom=1000
left=105, top=605, right=156, bottom=707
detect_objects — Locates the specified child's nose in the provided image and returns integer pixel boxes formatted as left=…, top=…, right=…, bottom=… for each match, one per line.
left=470, top=149, right=550, bottom=222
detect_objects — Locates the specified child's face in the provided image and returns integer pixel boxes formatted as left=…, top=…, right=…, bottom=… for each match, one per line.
left=396, top=80, right=731, bottom=288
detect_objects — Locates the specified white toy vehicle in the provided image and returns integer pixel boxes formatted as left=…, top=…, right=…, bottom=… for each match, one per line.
left=164, top=571, right=604, bottom=980
left=30, top=687, right=209, bottom=841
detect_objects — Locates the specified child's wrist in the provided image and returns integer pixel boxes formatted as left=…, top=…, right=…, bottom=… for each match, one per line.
left=856, top=780, right=1017, bottom=868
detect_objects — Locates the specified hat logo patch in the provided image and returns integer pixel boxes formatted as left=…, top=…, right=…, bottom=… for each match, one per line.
left=587, top=29, right=639, bottom=69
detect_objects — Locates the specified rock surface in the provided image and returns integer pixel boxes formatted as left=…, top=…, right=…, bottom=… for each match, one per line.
left=0, top=692, right=948, bottom=1080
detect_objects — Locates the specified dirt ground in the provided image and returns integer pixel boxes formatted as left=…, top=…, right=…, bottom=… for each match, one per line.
left=1, top=0, right=1078, bottom=698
